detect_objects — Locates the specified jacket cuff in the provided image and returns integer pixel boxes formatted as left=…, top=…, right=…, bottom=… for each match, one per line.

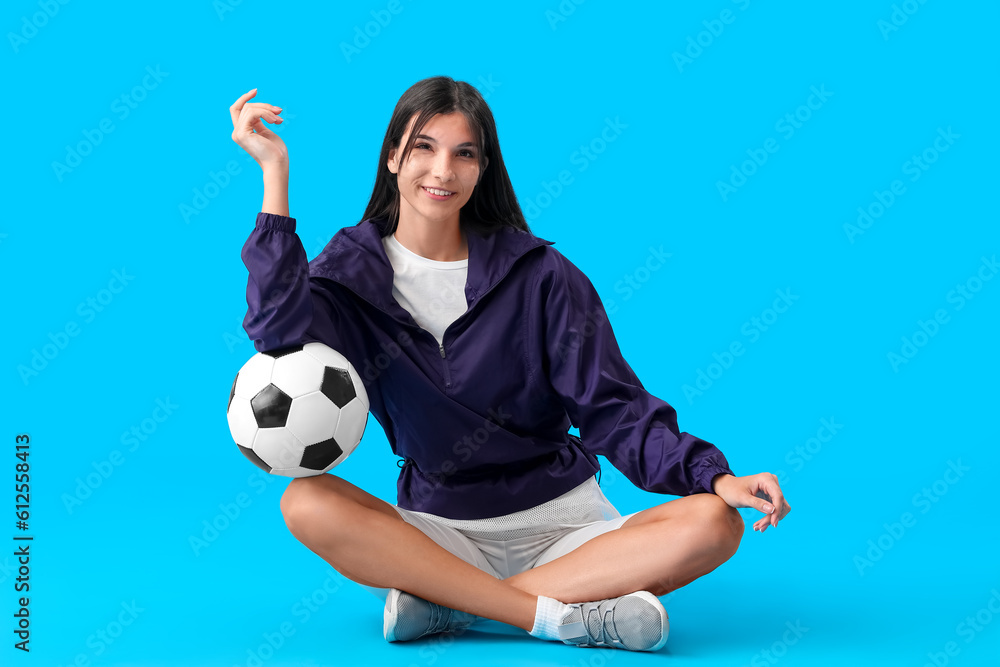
left=698, top=460, right=735, bottom=495
left=256, top=212, right=296, bottom=232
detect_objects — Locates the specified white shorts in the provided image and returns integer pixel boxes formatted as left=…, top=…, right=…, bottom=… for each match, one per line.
left=360, top=475, right=638, bottom=602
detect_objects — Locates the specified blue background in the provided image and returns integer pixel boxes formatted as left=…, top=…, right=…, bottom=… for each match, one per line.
left=4, top=0, right=998, bottom=665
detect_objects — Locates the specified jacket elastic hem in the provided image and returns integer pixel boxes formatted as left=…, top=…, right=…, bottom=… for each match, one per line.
left=256, top=211, right=297, bottom=232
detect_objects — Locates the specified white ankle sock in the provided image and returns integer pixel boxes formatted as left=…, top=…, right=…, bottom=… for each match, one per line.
left=529, top=595, right=572, bottom=641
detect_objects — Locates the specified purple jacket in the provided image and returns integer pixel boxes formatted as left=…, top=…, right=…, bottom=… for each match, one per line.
left=241, top=212, right=734, bottom=519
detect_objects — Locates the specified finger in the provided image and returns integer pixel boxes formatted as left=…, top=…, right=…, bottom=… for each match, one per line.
left=749, top=491, right=775, bottom=516
left=760, top=476, right=789, bottom=525
left=230, top=91, right=283, bottom=130
left=240, top=106, right=282, bottom=138
left=754, top=517, right=769, bottom=533
left=230, top=88, right=258, bottom=129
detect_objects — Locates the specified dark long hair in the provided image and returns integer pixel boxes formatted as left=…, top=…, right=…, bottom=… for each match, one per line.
left=360, top=76, right=531, bottom=238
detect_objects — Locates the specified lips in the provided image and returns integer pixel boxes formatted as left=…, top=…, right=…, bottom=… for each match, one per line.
left=422, top=186, right=456, bottom=201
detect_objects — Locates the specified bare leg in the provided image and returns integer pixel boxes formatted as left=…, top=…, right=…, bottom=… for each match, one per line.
left=503, top=493, right=745, bottom=603
left=280, top=474, right=537, bottom=630
left=281, top=475, right=743, bottom=632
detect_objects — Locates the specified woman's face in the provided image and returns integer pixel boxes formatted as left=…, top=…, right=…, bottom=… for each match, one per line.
left=388, top=112, right=487, bottom=229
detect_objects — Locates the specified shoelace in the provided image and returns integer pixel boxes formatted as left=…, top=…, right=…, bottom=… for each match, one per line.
left=425, top=599, right=448, bottom=635
left=581, top=602, right=623, bottom=648
left=425, top=599, right=473, bottom=636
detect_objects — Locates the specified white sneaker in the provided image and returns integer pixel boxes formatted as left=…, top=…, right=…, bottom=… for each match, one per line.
left=383, top=588, right=477, bottom=642
left=557, top=591, right=669, bottom=652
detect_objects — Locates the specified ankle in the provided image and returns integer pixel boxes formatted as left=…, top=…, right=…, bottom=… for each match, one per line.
left=528, top=595, right=572, bottom=641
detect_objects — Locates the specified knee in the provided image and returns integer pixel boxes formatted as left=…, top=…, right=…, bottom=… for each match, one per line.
left=280, top=475, right=350, bottom=538
left=280, top=477, right=317, bottom=535
left=692, top=493, right=744, bottom=555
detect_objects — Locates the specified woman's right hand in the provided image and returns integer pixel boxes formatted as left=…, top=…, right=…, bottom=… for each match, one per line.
left=230, top=88, right=288, bottom=171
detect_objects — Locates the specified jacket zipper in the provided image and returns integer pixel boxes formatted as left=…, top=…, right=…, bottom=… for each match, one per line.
left=431, top=252, right=529, bottom=391
left=438, top=341, right=452, bottom=388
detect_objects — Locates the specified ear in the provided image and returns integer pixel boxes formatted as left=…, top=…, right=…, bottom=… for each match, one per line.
left=478, top=155, right=489, bottom=184
left=387, top=146, right=398, bottom=174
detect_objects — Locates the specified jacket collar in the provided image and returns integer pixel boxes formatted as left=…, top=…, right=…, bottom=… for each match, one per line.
left=308, top=218, right=555, bottom=322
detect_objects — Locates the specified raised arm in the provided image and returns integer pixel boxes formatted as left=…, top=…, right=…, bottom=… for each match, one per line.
left=230, top=88, right=344, bottom=355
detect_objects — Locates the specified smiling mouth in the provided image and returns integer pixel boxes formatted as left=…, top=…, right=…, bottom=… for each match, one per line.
left=422, top=186, right=456, bottom=199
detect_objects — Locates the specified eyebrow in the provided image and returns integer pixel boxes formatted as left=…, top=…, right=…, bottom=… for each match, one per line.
left=415, top=134, right=477, bottom=149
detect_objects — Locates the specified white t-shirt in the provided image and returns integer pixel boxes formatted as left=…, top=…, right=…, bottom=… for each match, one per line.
left=381, top=232, right=469, bottom=346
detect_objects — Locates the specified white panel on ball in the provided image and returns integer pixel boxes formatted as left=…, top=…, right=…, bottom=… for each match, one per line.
left=302, top=341, right=350, bottom=369
left=271, top=351, right=325, bottom=399
left=335, top=399, right=368, bottom=456
left=269, top=465, right=316, bottom=478
left=233, top=354, right=275, bottom=399
left=285, top=391, right=341, bottom=445
left=253, top=428, right=306, bottom=470
left=226, top=396, right=258, bottom=447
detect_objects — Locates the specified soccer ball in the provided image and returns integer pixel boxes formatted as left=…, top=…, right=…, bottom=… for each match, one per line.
left=226, top=342, right=369, bottom=477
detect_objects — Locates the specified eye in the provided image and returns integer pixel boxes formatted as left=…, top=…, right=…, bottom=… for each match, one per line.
left=415, top=142, right=475, bottom=158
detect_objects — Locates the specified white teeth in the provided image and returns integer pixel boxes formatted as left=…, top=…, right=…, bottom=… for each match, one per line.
left=424, top=187, right=454, bottom=196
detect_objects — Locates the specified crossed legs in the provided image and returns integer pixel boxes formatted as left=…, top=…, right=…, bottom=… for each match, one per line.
left=279, top=474, right=744, bottom=632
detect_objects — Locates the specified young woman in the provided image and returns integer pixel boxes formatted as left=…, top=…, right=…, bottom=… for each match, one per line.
left=230, top=76, right=791, bottom=653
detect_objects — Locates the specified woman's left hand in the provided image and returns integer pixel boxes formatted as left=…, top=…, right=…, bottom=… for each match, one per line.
left=711, top=472, right=791, bottom=533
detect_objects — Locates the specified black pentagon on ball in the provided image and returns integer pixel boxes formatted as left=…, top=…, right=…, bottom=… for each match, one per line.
left=238, top=444, right=272, bottom=473
left=321, top=367, right=356, bottom=408
left=262, top=344, right=305, bottom=359
left=251, top=384, right=293, bottom=428
left=300, top=436, right=345, bottom=470
left=228, top=373, right=238, bottom=412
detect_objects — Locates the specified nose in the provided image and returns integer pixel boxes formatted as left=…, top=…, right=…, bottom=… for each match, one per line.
left=431, top=151, right=456, bottom=184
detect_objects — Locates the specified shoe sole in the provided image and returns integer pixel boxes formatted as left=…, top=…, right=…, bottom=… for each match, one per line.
left=383, top=588, right=401, bottom=642
left=625, top=591, right=670, bottom=652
